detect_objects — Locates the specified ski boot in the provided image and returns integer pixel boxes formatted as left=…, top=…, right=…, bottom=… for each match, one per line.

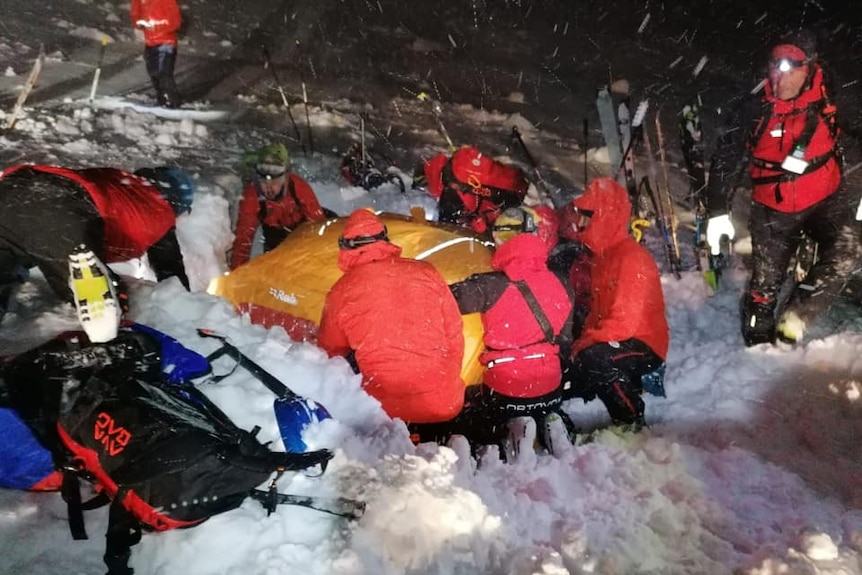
left=502, top=416, right=537, bottom=465
left=742, top=292, right=776, bottom=346
left=540, top=410, right=578, bottom=456
left=68, top=245, right=120, bottom=343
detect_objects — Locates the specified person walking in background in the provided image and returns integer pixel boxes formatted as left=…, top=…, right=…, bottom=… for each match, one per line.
left=561, top=178, right=669, bottom=430
left=229, top=143, right=326, bottom=269
left=131, top=0, right=182, bottom=108
left=704, top=28, right=861, bottom=346
left=317, top=208, right=465, bottom=425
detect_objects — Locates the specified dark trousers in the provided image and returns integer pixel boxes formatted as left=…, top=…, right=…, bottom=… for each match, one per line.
left=0, top=170, right=103, bottom=304
left=748, top=188, right=862, bottom=326
left=147, top=228, right=189, bottom=290
left=144, top=44, right=180, bottom=108
left=562, top=339, right=663, bottom=425
left=407, top=384, right=563, bottom=447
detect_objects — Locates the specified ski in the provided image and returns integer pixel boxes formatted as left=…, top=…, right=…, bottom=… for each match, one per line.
left=617, top=99, right=640, bottom=209
left=249, top=489, right=365, bottom=520
left=68, top=245, right=121, bottom=344
left=679, top=100, right=720, bottom=290
left=596, top=86, right=622, bottom=177
left=4, top=46, right=45, bottom=130
left=654, top=114, right=683, bottom=279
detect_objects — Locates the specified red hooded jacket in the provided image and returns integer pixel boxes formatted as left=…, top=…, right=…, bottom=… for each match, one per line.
left=452, top=233, right=573, bottom=398
left=317, top=236, right=465, bottom=423
left=1, top=164, right=176, bottom=263
left=570, top=178, right=669, bottom=360
left=130, top=0, right=181, bottom=47
left=749, top=65, right=841, bottom=213
left=230, top=174, right=325, bottom=269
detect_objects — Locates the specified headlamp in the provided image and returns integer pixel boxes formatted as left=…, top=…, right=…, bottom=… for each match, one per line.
left=769, top=57, right=807, bottom=73
left=256, top=163, right=286, bottom=180
left=338, top=228, right=389, bottom=250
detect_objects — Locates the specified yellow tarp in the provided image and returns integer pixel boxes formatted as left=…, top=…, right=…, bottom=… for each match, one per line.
left=211, top=209, right=493, bottom=385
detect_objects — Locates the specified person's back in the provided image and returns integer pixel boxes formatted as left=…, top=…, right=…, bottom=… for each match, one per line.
left=317, top=209, right=465, bottom=423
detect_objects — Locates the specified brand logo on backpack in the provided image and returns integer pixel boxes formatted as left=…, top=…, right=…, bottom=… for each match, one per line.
left=93, top=412, right=131, bottom=456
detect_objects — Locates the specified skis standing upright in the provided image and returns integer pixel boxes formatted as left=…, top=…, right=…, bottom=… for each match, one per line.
left=617, top=99, right=638, bottom=203
left=679, top=100, right=720, bottom=290
left=596, top=87, right=622, bottom=176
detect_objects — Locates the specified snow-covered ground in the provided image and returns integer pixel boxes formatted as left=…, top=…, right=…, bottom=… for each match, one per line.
left=1, top=2, right=861, bottom=574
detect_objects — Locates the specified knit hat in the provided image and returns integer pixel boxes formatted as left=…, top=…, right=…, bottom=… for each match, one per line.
left=258, top=143, right=289, bottom=166
left=772, top=29, right=817, bottom=63
left=339, top=208, right=388, bottom=249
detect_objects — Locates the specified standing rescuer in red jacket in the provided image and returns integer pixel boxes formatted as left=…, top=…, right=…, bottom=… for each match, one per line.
left=317, top=209, right=465, bottom=424
left=229, top=143, right=326, bottom=269
left=704, top=29, right=862, bottom=346
left=130, top=0, right=182, bottom=108
left=562, top=178, right=669, bottom=429
left=0, top=164, right=191, bottom=324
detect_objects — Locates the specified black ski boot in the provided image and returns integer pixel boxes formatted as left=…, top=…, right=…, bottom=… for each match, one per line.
left=742, top=292, right=776, bottom=346
left=597, top=378, right=646, bottom=430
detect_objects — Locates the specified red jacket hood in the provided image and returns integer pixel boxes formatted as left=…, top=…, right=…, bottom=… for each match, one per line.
left=572, top=178, right=631, bottom=253
left=491, top=233, right=552, bottom=280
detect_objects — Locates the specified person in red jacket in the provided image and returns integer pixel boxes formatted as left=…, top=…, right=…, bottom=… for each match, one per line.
left=562, top=178, right=669, bottom=429
left=415, top=146, right=529, bottom=234
left=130, top=0, right=182, bottom=108
left=704, top=29, right=861, bottom=345
left=317, top=209, right=465, bottom=424
left=0, top=164, right=191, bottom=325
left=229, top=143, right=326, bottom=269
left=437, top=205, right=576, bottom=453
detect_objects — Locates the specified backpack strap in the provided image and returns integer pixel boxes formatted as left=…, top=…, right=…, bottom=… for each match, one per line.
left=103, top=492, right=142, bottom=575
left=514, top=280, right=558, bottom=344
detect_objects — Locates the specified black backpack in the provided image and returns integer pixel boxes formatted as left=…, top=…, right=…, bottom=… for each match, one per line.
left=1, top=327, right=335, bottom=575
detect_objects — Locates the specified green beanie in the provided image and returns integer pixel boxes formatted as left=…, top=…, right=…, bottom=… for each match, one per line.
left=257, top=143, right=289, bottom=166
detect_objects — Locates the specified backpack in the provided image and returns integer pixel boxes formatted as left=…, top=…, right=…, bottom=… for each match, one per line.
left=438, top=147, right=528, bottom=231
left=0, top=325, right=334, bottom=575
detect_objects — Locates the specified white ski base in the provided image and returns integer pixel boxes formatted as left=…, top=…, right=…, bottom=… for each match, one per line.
left=68, top=247, right=120, bottom=343
left=81, top=96, right=231, bottom=122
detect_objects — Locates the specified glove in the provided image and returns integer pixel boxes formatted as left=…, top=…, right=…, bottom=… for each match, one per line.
left=706, top=214, right=735, bottom=256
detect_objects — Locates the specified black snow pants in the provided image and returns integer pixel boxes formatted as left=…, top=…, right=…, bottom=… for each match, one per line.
left=562, top=339, right=664, bottom=426
left=144, top=44, right=180, bottom=108
left=747, top=187, right=862, bottom=328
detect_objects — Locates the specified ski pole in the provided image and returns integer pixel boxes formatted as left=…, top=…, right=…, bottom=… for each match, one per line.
left=510, top=126, right=564, bottom=209
left=89, top=37, right=109, bottom=103
left=417, top=91, right=456, bottom=152
left=296, top=41, right=315, bottom=156
left=261, top=45, right=306, bottom=155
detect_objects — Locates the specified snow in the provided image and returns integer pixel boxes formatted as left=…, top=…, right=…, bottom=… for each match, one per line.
left=2, top=2, right=862, bottom=574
